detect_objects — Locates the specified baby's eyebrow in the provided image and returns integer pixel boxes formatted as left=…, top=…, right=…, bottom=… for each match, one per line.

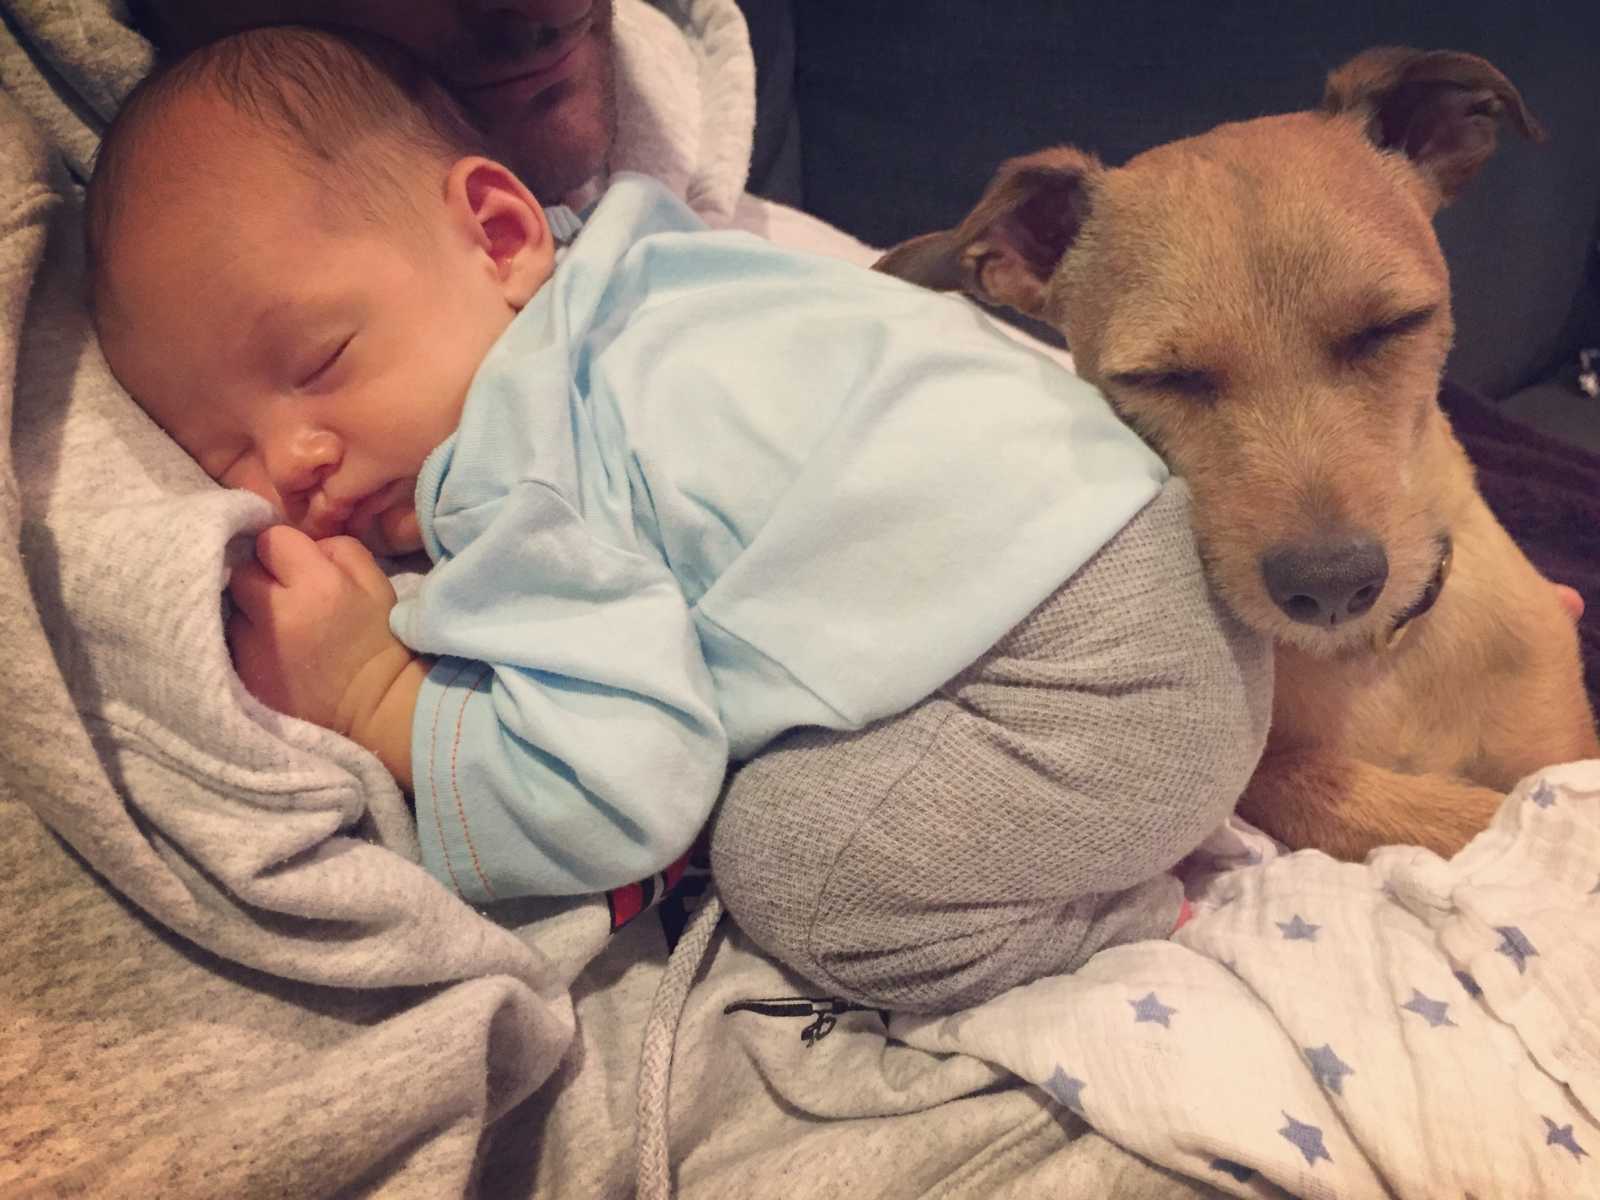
left=243, top=294, right=344, bottom=355
left=244, top=296, right=299, bottom=345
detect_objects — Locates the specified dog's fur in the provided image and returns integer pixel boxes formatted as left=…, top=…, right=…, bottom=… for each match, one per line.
left=876, top=48, right=1598, bottom=859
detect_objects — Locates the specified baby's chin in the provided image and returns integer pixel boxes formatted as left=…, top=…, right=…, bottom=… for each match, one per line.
left=359, top=505, right=424, bottom=558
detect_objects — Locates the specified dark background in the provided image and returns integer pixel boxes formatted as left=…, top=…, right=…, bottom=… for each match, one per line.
left=736, top=1, right=1600, bottom=443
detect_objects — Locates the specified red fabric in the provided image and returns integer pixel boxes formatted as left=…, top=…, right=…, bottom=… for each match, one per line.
left=1173, top=895, right=1194, bottom=933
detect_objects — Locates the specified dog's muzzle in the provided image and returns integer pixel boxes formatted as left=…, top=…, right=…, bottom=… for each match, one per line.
left=1377, top=533, right=1453, bottom=651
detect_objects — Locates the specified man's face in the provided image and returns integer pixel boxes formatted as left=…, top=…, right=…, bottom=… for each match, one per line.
left=142, top=0, right=617, bottom=200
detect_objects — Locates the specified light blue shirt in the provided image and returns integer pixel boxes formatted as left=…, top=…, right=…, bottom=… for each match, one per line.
left=391, top=175, right=1167, bottom=902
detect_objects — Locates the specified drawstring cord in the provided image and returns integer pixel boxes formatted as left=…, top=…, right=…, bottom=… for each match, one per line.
left=635, top=888, right=725, bottom=1200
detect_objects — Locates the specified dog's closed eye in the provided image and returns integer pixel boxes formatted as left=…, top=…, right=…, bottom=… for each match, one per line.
left=1104, top=368, right=1219, bottom=400
left=1337, top=305, right=1439, bottom=363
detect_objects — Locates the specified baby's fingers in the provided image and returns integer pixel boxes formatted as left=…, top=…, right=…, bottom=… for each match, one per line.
left=227, top=557, right=278, bottom=622
left=253, top=524, right=325, bottom=584
left=318, top=535, right=397, bottom=605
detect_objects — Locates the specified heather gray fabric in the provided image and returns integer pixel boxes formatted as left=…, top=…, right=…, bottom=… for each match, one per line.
left=0, top=72, right=575, bottom=1199
left=484, top=907, right=1229, bottom=1200
left=714, top=479, right=1270, bottom=1012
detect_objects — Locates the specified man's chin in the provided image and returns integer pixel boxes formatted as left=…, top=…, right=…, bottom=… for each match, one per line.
left=490, top=42, right=615, bottom=201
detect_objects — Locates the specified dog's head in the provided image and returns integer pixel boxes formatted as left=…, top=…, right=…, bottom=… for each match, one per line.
left=877, top=49, right=1542, bottom=657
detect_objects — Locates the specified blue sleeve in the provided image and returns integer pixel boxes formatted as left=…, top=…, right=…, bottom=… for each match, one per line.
left=394, top=479, right=728, bottom=902
left=594, top=250, right=1168, bottom=759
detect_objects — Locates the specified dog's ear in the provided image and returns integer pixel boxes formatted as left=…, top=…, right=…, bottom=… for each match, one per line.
left=874, top=147, right=1099, bottom=316
left=1322, top=47, right=1544, bottom=208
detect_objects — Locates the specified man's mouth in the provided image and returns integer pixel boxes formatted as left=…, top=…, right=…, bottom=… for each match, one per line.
left=453, top=7, right=594, bottom=96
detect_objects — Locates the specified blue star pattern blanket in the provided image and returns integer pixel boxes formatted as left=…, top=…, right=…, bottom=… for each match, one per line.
left=893, top=763, right=1600, bottom=1198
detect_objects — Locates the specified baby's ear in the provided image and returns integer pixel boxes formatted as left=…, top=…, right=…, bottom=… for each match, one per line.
left=447, top=157, right=553, bottom=306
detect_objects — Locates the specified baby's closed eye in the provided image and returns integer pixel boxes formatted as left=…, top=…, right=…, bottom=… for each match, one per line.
left=296, top=334, right=354, bottom=391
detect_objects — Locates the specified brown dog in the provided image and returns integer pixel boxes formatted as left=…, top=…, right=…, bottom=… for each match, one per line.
left=876, top=47, right=1598, bottom=860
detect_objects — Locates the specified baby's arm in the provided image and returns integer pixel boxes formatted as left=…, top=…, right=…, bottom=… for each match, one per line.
left=227, top=526, right=425, bottom=788
left=394, top=483, right=729, bottom=901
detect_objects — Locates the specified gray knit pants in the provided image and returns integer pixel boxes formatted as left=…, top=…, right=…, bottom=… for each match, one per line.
left=709, top=478, right=1272, bottom=1013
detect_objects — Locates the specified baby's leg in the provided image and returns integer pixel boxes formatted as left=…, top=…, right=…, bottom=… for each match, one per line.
left=710, top=478, right=1271, bottom=1013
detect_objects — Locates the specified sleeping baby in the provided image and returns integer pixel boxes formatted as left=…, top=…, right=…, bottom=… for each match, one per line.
left=85, top=24, right=1268, bottom=1011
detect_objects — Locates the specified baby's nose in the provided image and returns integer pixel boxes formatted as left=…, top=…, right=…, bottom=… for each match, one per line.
left=269, top=429, right=341, bottom=494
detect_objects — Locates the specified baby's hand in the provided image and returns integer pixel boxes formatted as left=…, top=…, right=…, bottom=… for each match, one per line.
left=227, top=526, right=415, bottom=737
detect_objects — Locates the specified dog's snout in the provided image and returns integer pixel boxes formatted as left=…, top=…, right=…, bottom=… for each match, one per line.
left=1261, top=539, right=1389, bottom=626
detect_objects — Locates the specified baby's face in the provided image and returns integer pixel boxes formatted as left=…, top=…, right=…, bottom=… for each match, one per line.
left=96, top=100, right=543, bottom=555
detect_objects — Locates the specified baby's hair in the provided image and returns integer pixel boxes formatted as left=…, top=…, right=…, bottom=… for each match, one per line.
left=85, top=24, right=490, bottom=281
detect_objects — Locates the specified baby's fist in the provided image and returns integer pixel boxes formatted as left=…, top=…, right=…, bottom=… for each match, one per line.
left=227, top=526, right=413, bottom=733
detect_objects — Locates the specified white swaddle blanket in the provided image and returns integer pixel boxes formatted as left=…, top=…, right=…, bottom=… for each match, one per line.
left=895, top=765, right=1600, bottom=1198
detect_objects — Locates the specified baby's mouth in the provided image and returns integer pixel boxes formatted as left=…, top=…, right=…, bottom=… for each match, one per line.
left=298, top=494, right=353, bottom=539
left=298, top=480, right=409, bottom=540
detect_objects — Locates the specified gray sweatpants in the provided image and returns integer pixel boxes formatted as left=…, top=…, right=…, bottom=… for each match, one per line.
left=710, top=478, right=1272, bottom=1013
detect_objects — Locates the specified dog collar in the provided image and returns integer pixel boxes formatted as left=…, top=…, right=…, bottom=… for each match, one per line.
left=1379, top=534, right=1453, bottom=651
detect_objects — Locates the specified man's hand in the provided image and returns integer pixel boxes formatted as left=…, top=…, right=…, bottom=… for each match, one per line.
left=228, top=526, right=426, bottom=786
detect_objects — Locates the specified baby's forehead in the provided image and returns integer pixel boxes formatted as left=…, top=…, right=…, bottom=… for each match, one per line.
left=97, top=102, right=276, bottom=272
left=134, top=83, right=300, bottom=180
left=97, top=129, right=322, bottom=320
left=121, top=83, right=350, bottom=217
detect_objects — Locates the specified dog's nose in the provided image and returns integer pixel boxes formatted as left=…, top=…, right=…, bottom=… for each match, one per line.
left=1260, top=539, right=1389, bottom=626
